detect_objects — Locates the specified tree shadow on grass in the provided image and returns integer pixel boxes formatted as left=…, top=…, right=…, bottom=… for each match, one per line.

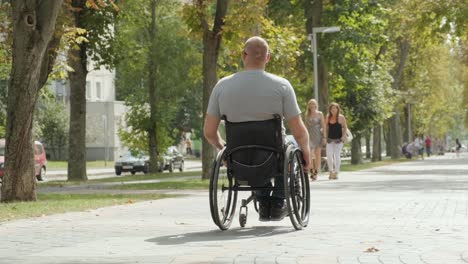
left=146, top=225, right=296, bottom=245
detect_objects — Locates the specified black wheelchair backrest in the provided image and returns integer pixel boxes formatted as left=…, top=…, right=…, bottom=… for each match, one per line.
left=223, top=115, right=284, bottom=186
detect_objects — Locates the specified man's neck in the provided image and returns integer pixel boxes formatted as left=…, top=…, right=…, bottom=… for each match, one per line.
left=243, top=65, right=265, bottom=71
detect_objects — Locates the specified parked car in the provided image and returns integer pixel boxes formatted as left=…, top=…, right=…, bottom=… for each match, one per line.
left=341, top=147, right=351, bottom=158
left=159, top=146, right=184, bottom=172
left=114, top=152, right=149, bottom=176
left=0, top=139, right=47, bottom=181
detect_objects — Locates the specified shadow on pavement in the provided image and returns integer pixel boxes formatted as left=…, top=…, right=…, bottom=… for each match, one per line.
left=367, top=168, right=468, bottom=176
left=146, top=225, right=295, bottom=245
left=315, top=178, right=468, bottom=192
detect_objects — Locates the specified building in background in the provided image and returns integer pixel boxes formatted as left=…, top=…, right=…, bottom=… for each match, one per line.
left=50, top=65, right=127, bottom=161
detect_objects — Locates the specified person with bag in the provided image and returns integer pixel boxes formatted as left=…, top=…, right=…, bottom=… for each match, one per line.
left=323, top=102, right=348, bottom=180
left=414, top=135, right=424, bottom=160
left=304, top=99, right=326, bottom=180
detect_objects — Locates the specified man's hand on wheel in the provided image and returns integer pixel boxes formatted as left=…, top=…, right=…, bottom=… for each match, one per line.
left=302, top=151, right=311, bottom=171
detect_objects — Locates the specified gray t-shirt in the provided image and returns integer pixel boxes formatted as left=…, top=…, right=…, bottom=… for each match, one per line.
left=207, top=70, right=301, bottom=122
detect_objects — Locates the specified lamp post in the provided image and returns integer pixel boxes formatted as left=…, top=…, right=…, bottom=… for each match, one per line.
left=102, top=115, right=108, bottom=167
left=308, top=26, right=340, bottom=105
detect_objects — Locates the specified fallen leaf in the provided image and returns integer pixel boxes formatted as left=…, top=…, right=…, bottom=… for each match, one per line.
left=364, top=247, right=380, bottom=253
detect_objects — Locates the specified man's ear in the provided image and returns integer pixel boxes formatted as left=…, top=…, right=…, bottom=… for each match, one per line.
left=265, top=52, right=270, bottom=63
left=242, top=50, right=247, bottom=60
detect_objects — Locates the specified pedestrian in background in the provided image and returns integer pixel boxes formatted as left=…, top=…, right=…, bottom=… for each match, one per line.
left=414, top=135, right=424, bottom=160
left=425, top=136, right=432, bottom=157
left=323, top=102, right=348, bottom=180
left=304, top=99, right=325, bottom=180
left=455, top=138, right=462, bottom=158
left=186, top=138, right=192, bottom=155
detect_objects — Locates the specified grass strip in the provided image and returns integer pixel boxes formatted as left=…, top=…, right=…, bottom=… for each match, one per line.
left=39, top=171, right=202, bottom=188
left=47, top=160, right=114, bottom=170
left=0, top=193, right=175, bottom=223
left=108, top=179, right=210, bottom=190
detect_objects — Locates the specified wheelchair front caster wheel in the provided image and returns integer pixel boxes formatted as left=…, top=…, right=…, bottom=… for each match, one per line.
left=239, top=213, right=247, bottom=227
left=239, top=205, right=248, bottom=227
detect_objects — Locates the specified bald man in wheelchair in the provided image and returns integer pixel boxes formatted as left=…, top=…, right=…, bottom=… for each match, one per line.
left=204, top=36, right=310, bottom=222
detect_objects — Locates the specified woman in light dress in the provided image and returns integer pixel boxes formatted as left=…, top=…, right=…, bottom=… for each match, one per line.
left=304, top=99, right=325, bottom=180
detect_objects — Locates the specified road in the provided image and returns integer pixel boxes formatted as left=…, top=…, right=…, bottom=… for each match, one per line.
left=45, top=159, right=202, bottom=181
left=1, top=153, right=467, bottom=264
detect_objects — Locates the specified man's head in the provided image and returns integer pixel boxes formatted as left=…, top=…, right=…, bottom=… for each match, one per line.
left=242, top=36, right=270, bottom=69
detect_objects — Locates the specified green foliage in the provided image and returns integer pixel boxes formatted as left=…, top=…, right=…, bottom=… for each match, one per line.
left=0, top=2, right=11, bottom=137
left=117, top=100, right=171, bottom=154
left=0, top=2, right=11, bottom=77
left=321, top=0, right=395, bottom=134
left=115, top=0, right=202, bottom=153
left=385, top=0, right=467, bottom=137
left=72, top=0, right=119, bottom=69
left=34, top=88, right=69, bottom=159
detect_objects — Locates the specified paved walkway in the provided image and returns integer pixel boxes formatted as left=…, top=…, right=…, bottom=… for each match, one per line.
left=1, top=153, right=467, bottom=264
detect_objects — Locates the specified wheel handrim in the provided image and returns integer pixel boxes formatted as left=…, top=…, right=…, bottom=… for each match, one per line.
left=209, top=149, right=237, bottom=230
left=284, top=147, right=310, bottom=230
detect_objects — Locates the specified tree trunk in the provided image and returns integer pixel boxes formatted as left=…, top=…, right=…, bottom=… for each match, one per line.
left=1, top=0, right=63, bottom=202
left=303, top=0, right=328, bottom=112
left=386, top=38, right=409, bottom=159
left=200, top=0, right=229, bottom=179
left=372, top=124, right=382, bottom=161
left=404, top=103, right=411, bottom=143
left=384, top=120, right=391, bottom=157
left=388, top=112, right=403, bottom=159
left=147, top=0, right=159, bottom=173
left=318, top=60, right=329, bottom=113
left=67, top=0, right=88, bottom=181
left=201, top=37, right=218, bottom=179
left=365, top=129, right=371, bottom=159
left=351, top=135, right=362, bottom=165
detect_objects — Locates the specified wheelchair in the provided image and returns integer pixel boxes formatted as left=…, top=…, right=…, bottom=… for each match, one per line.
left=209, top=115, right=310, bottom=230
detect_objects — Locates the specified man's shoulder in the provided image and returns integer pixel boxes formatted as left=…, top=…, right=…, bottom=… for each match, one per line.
left=217, top=73, right=236, bottom=84
left=264, top=72, right=291, bottom=86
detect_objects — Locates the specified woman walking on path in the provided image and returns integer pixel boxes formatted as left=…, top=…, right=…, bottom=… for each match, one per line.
left=304, top=99, right=325, bottom=180
left=324, top=102, right=348, bottom=180
left=455, top=138, right=462, bottom=158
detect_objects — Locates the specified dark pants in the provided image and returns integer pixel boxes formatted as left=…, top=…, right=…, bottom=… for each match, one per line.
left=256, top=174, right=284, bottom=202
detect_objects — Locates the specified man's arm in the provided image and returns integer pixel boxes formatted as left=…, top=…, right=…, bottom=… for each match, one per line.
left=323, top=115, right=328, bottom=141
left=287, top=115, right=310, bottom=170
left=320, top=112, right=326, bottom=146
left=203, top=114, right=225, bottom=150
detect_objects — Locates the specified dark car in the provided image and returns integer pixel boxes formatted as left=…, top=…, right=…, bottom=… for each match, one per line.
left=159, top=146, right=184, bottom=172
left=114, top=152, right=149, bottom=176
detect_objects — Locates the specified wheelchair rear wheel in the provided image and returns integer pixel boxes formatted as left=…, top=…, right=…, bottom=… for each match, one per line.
left=209, top=148, right=238, bottom=230
left=284, top=146, right=310, bottom=230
